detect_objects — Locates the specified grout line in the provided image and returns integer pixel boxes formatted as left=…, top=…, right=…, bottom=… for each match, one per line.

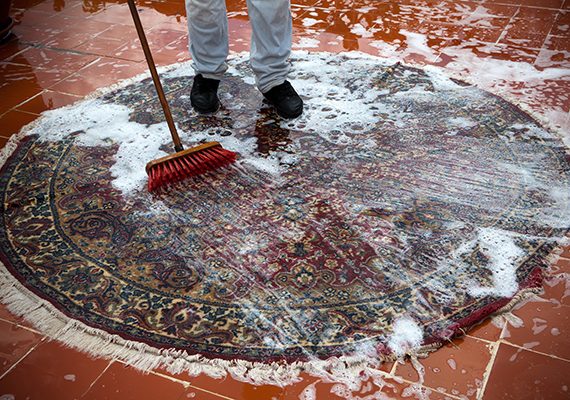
left=79, top=360, right=115, bottom=399
left=0, top=336, right=47, bottom=381
left=476, top=340, right=501, bottom=400
left=389, top=360, right=398, bottom=376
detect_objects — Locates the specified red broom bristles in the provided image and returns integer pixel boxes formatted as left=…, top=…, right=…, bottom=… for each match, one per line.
left=147, top=145, right=237, bottom=192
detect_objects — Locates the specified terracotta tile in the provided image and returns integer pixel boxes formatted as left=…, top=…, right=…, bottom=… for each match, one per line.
left=0, top=37, right=29, bottom=62
left=105, top=28, right=186, bottom=62
left=82, top=362, right=187, bottom=400
left=516, top=0, right=565, bottom=8
left=418, top=22, right=504, bottom=45
left=74, top=36, right=126, bottom=58
left=380, top=377, right=459, bottom=400
left=550, top=10, right=570, bottom=36
left=43, top=30, right=100, bottom=50
left=16, top=90, right=82, bottom=114
left=500, top=10, right=556, bottom=49
left=0, top=320, right=43, bottom=376
left=466, top=316, right=505, bottom=342
left=96, top=23, right=139, bottom=41
left=502, top=297, right=569, bottom=360
left=481, top=343, right=570, bottom=400
left=0, top=340, right=110, bottom=400
left=11, top=8, right=54, bottom=29
left=46, top=13, right=114, bottom=35
left=541, top=270, right=570, bottom=307
left=178, top=386, right=233, bottom=400
left=0, top=110, right=39, bottom=137
left=10, top=24, right=63, bottom=45
left=394, top=336, right=493, bottom=399
left=228, top=18, right=253, bottom=53
left=50, top=58, right=147, bottom=97
left=465, top=2, right=520, bottom=20
left=535, top=34, right=570, bottom=68
left=0, top=62, right=73, bottom=112
left=162, top=369, right=287, bottom=399
left=554, top=256, right=570, bottom=274
left=559, top=245, right=570, bottom=259
left=89, top=3, right=175, bottom=30
left=0, top=304, right=20, bottom=325
left=6, top=47, right=97, bottom=72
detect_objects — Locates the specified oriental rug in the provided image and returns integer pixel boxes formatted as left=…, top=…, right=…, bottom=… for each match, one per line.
left=0, top=53, right=568, bottom=374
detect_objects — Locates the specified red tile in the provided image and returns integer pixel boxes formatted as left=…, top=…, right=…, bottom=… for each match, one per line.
left=10, top=24, right=63, bottom=45
left=394, top=336, right=493, bottom=399
left=0, top=340, right=110, bottom=400
left=161, top=369, right=287, bottom=399
left=0, top=304, right=20, bottom=325
left=16, top=90, right=82, bottom=114
left=559, top=245, right=570, bottom=259
left=541, top=270, right=570, bottom=306
left=82, top=362, right=187, bottom=400
left=74, top=36, right=126, bottom=58
left=0, top=320, right=43, bottom=376
left=6, top=47, right=97, bottom=73
left=50, top=58, right=147, bottom=97
left=0, top=110, right=39, bottom=137
left=550, top=10, right=570, bottom=36
left=0, top=37, right=29, bottom=62
left=517, top=0, right=565, bottom=8
left=466, top=316, right=505, bottom=342
left=178, top=386, right=233, bottom=400
left=502, top=297, right=569, bottom=359
left=380, top=377, right=459, bottom=400
left=0, top=62, right=73, bottom=112
left=481, top=343, right=570, bottom=400
left=96, top=23, right=139, bottom=41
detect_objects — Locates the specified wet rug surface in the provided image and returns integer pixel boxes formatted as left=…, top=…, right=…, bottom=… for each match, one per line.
left=1, top=53, right=569, bottom=362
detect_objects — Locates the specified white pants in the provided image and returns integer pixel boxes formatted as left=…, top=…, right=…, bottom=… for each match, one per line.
left=185, top=0, right=292, bottom=93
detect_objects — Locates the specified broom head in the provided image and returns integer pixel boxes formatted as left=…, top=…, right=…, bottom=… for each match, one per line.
left=146, top=142, right=237, bottom=192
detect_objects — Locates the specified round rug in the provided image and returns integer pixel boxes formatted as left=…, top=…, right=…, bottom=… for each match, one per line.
left=0, top=53, right=569, bottom=366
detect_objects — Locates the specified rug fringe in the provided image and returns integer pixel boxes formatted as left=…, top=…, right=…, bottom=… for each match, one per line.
left=0, top=254, right=551, bottom=386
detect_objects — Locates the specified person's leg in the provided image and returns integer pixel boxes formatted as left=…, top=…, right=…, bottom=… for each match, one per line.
left=185, top=0, right=229, bottom=80
left=246, top=0, right=303, bottom=118
left=245, top=0, right=292, bottom=93
left=185, top=0, right=227, bottom=112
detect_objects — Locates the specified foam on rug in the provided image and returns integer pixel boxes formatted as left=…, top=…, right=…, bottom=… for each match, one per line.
left=0, top=52, right=568, bottom=385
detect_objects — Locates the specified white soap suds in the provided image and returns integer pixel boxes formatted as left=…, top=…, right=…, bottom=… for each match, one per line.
left=468, top=227, right=525, bottom=298
left=27, top=100, right=172, bottom=194
left=387, top=317, right=424, bottom=356
left=302, top=18, right=321, bottom=27
left=294, top=37, right=320, bottom=49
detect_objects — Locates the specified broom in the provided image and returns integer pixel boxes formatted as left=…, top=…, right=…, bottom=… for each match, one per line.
left=127, top=0, right=237, bottom=192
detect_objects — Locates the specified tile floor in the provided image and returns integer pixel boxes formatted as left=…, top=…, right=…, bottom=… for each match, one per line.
left=0, top=0, right=569, bottom=399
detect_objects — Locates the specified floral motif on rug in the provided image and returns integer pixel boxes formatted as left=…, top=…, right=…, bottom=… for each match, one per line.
left=0, top=54, right=568, bottom=362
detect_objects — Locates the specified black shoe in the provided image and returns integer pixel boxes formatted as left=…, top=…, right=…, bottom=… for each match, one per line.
left=262, top=81, right=303, bottom=119
left=191, top=74, right=220, bottom=113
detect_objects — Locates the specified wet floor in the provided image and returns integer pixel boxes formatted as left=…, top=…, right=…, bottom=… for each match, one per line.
left=0, top=0, right=569, bottom=399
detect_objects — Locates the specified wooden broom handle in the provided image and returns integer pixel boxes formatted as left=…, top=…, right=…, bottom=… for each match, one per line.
left=127, top=0, right=184, bottom=152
